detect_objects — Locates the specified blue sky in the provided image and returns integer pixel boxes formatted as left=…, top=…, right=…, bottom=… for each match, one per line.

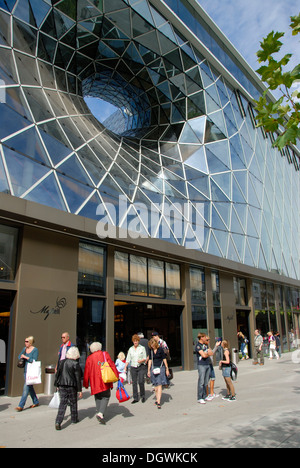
left=198, top=0, right=299, bottom=76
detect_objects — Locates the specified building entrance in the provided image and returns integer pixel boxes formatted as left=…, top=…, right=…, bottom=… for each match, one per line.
left=114, top=302, right=183, bottom=366
left=236, top=309, right=251, bottom=358
left=0, top=290, right=15, bottom=395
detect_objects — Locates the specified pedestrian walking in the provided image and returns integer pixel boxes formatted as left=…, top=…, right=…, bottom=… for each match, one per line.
left=15, top=336, right=40, bottom=412
left=238, top=331, right=249, bottom=360
left=268, top=332, right=279, bottom=360
left=147, top=338, right=170, bottom=409
left=219, top=340, right=236, bottom=401
left=54, top=346, right=82, bottom=430
left=124, top=334, right=147, bottom=403
left=275, top=332, right=282, bottom=357
left=55, top=332, right=75, bottom=372
left=253, top=329, right=264, bottom=366
left=83, top=342, right=118, bottom=425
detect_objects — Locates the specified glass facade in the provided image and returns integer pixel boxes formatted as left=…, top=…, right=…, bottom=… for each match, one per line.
left=0, top=0, right=299, bottom=282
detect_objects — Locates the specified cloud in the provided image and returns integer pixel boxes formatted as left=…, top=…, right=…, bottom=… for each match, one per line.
left=198, top=0, right=299, bottom=73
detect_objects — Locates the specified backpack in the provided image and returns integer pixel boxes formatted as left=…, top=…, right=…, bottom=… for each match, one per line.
left=230, top=362, right=238, bottom=381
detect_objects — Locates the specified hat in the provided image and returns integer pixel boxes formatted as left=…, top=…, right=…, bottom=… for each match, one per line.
left=151, top=331, right=159, bottom=336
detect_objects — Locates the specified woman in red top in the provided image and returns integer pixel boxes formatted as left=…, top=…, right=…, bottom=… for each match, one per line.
left=83, top=342, right=118, bottom=425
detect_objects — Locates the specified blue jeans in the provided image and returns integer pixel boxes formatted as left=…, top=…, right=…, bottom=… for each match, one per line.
left=18, top=376, right=39, bottom=409
left=197, top=365, right=210, bottom=400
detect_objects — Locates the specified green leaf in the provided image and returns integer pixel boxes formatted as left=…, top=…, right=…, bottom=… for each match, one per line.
left=290, top=14, right=300, bottom=35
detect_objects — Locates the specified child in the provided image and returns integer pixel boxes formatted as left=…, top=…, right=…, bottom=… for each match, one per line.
left=115, top=352, right=126, bottom=382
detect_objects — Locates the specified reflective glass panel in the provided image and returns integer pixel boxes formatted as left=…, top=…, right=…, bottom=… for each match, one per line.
left=0, top=224, right=19, bottom=280
left=78, top=242, right=105, bottom=294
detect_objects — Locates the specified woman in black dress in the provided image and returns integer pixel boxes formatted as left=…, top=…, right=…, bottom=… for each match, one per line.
left=147, top=338, right=170, bottom=409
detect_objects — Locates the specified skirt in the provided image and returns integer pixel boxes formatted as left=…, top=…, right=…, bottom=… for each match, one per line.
left=151, top=366, right=167, bottom=387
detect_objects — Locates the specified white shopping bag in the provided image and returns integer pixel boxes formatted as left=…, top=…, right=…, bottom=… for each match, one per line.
left=49, top=391, right=60, bottom=409
left=26, top=360, right=42, bottom=385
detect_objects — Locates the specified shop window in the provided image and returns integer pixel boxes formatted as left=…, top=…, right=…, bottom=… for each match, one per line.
left=114, top=251, right=181, bottom=299
left=233, top=277, right=248, bottom=306
left=78, top=242, right=105, bottom=295
left=0, top=224, right=19, bottom=281
left=166, top=262, right=180, bottom=299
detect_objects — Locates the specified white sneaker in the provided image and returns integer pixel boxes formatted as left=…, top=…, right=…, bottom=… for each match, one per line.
left=198, top=399, right=206, bottom=404
left=205, top=395, right=213, bottom=401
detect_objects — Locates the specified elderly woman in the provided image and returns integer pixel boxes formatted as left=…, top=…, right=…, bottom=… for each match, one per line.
left=83, top=342, right=118, bottom=425
left=15, top=336, right=39, bottom=412
left=147, top=338, right=169, bottom=409
left=54, top=346, right=82, bottom=430
left=124, top=334, right=147, bottom=404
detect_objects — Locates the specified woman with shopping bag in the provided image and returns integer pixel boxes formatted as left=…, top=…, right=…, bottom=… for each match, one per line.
left=15, top=336, right=40, bottom=412
left=83, top=342, right=119, bottom=425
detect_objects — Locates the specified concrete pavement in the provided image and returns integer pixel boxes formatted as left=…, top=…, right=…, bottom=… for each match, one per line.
left=1, top=351, right=300, bottom=449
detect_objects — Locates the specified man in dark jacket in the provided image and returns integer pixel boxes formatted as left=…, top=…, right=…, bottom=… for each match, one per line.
left=54, top=346, right=82, bottom=430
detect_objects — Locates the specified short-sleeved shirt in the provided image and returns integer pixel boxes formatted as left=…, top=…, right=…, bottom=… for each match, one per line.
left=195, top=342, right=210, bottom=366
left=150, top=347, right=165, bottom=368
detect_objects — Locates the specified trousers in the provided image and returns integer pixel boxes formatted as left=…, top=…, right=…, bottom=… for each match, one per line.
left=56, top=386, right=78, bottom=424
left=130, top=366, right=145, bottom=401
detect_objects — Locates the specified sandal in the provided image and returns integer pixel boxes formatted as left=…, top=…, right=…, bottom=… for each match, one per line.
left=157, top=403, right=161, bottom=409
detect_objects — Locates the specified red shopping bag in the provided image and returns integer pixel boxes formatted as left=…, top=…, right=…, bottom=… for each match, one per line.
left=116, top=380, right=130, bottom=403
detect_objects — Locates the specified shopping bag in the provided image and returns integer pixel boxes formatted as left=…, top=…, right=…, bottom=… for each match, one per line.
left=49, top=391, right=60, bottom=409
left=116, top=380, right=130, bottom=403
left=100, top=352, right=118, bottom=384
left=26, top=360, right=42, bottom=385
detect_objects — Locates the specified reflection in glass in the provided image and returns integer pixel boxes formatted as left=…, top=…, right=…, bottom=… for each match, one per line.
left=114, top=251, right=129, bottom=295
left=148, top=258, right=164, bottom=298
left=130, top=254, right=147, bottom=296
left=190, top=266, right=206, bottom=304
left=0, top=224, right=19, bottom=280
left=78, top=242, right=105, bottom=294
left=166, top=262, right=180, bottom=299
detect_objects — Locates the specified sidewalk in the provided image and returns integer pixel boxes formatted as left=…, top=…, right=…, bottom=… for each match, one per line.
left=1, top=352, right=300, bottom=449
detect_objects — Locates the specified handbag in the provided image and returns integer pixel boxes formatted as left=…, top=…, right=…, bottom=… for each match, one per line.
left=49, top=391, right=60, bottom=409
left=168, top=368, right=174, bottom=380
left=17, top=358, right=26, bottom=368
left=116, top=380, right=130, bottom=403
left=100, top=352, right=118, bottom=384
left=26, top=360, right=42, bottom=385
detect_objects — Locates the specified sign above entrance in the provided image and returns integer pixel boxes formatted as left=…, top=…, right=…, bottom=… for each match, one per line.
left=30, top=297, right=67, bottom=321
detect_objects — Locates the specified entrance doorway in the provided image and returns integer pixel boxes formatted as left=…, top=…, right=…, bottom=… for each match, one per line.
left=236, top=309, right=251, bottom=358
left=0, top=290, right=15, bottom=395
left=114, top=301, right=183, bottom=366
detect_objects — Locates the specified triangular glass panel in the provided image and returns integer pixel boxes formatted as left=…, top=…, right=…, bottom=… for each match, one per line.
left=227, top=235, right=240, bottom=262
left=188, top=116, right=206, bottom=143
left=5, top=127, right=50, bottom=165
left=39, top=127, right=72, bottom=166
left=232, top=174, right=247, bottom=203
left=213, top=229, right=228, bottom=256
left=210, top=178, right=229, bottom=202
left=213, top=202, right=231, bottom=228
left=179, top=124, right=200, bottom=144
left=206, top=147, right=230, bottom=174
left=211, top=204, right=228, bottom=231
left=58, top=154, right=92, bottom=186
left=57, top=173, right=94, bottom=213
left=184, top=147, right=208, bottom=174
left=211, top=172, right=231, bottom=200
left=25, top=172, right=67, bottom=211
left=77, top=191, right=103, bottom=221
left=207, top=231, right=223, bottom=257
